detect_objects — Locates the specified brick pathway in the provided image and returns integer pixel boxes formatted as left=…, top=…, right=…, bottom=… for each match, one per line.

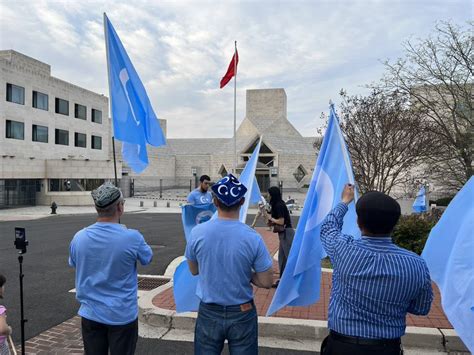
left=153, top=227, right=453, bottom=329
left=15, top=316, right=83, bottom=354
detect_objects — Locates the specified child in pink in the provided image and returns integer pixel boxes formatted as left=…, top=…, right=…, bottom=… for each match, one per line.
left=0, top=274, right=12, bottom=355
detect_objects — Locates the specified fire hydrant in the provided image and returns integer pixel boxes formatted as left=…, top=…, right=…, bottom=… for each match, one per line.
left=51, top=201, right=58, bottom=214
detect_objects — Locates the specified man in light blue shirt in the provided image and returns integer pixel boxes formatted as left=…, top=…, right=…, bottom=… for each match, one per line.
left=187, top=174, right=213, bottom=205
left=69, top=182, right=153, bottom=355
left=186, top=174, right=273, bottom=355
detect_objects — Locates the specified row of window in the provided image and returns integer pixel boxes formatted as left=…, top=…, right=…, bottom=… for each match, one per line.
left=6, top=120, right=102, bottom=149
left=6, top=83, right=102, bottom=123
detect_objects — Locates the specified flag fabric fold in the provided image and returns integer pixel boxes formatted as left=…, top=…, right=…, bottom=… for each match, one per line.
left=267, top=104, right=359, bottom=316
left=421, top=177, right=474, bottom=352
left=173, top=137, right=262, bottom=312
left=104, top=13, right=166, bottom=173
left=173, top=203, right=217, bottom=313
left=412, top=186, right=427, bottom=213
left=220, top=50, right=238, bottom=89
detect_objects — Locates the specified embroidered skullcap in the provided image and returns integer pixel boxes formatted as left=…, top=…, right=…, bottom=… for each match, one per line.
left=91, top=182, right=122, bottom=208
left=211, top=174, right=247, bottom=207
left=356, top=191, right=401, bottom=234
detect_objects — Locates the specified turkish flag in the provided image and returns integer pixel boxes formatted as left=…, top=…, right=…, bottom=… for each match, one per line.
left=220, top=50, right=239, bottom=88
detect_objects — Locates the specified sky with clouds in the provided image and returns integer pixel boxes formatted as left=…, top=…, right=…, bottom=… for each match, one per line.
left=0, top=0, right=471, bottom=138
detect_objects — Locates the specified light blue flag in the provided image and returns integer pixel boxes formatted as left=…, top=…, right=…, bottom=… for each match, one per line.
left=412, top=186, right=427, bottom=213
left=239, top=137, right=262, bottom=222
left=173, top=203, right=216, bottom=312
left=173, top=138, right=262, bottom=312
left=267, top=104, right=359, bottom=316
left=104, top=14, right=166, bottom=173
left=421, top=177, right=474, bottom=352
left=250, top=177, right=262, bottom=205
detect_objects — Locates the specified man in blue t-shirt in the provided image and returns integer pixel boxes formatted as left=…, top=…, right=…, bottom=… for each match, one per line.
left=186, top=174, right=273, bottom=355
left=187, top=174, right=213, bottom=205
left=69, top=183, right=153, bottom=355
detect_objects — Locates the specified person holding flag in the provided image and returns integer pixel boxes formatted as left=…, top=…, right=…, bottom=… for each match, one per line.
left=319, top=185, right=433, bottom=354
left=185, top=174, right=273, bottom=354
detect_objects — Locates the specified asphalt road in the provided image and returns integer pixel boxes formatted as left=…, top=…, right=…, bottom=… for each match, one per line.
left=0, top=211, right=300, bottom=347
left=135, top=339, right=317, bottom=354
left=0, top=212, right=188, bottom=343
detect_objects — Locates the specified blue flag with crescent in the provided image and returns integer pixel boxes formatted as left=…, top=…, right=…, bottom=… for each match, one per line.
left=267, top=104, right=359, bottom=316
left=173, top=203, right=216, bottom=312
left=422, top=177, right=474, bottom=352
left=104, top=14, right=166, bottom=173
left=412, top=186, right=427, bottom=213
left=173, top=137, right=262, bottom=312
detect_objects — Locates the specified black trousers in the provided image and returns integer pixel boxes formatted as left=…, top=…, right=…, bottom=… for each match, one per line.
left=81, top=317, right=138, bottom=355
left=321, top=332, right=403, bottom=355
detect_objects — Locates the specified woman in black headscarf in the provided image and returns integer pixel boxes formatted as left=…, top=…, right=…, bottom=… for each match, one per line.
left=267, top=186, right=294, bottom=287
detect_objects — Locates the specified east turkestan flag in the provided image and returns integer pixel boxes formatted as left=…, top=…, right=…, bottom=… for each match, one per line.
left=104, top=13, right=166, bottom=173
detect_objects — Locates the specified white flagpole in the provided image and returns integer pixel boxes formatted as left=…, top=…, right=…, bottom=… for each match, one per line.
left=233, top=41, right=237, bottom=174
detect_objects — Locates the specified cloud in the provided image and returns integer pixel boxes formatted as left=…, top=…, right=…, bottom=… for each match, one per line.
left=0, top=0, right=471, bottom=138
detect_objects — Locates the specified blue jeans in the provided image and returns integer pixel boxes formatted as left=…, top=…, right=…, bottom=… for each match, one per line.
left=195, top=301, right=258, bottom=355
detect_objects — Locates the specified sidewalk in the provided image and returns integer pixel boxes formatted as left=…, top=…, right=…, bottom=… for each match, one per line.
left=152, top=227, right=452, bottom=329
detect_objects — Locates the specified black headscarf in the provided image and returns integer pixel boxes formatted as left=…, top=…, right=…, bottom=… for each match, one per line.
left=268, top=186, right=283, bottom=208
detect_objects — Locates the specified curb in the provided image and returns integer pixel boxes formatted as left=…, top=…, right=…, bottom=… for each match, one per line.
left=138, top=281, right=469, bottom=353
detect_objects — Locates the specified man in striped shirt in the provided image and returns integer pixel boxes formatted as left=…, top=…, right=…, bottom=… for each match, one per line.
left=320, top=184, right=433, bottom=355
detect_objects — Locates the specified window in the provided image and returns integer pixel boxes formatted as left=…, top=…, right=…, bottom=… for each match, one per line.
left=75, top=104, right=87, bottom=120
left=293, top=165, right=307, bottom=183
left=55, top=129, right=69, bottom=145
left=91, top=109, right=102, bottom=123
left=55, top=98, right=69, bottom=115
left=32, top=91, right=48, bottom=111
left=32, top=125, right=48, bottom=143
left=91, top=135, right=102, bottom=150
left=75, top=132, right=87, bottom=148
left=6, top=83, right=25, bottom=105
left=6, top=120, right=24, bottom=140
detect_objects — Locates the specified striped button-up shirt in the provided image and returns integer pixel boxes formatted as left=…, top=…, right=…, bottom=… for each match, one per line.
left=321, top=203, right=433, bottom=339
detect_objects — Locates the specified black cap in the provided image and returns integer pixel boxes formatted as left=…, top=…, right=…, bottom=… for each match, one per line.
left=356, top=191, right=401, bottom=234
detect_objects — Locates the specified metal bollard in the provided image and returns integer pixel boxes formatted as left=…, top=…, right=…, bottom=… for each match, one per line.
left=166, top=201, right=170, bottom=208
left=140, top=201, right=144, bottom=207
left=153, top=201, right=157, bottom=207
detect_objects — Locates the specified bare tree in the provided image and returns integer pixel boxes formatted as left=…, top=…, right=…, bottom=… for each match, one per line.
left=381, top=21, right=473, bottom=191
left=338, top=89, right=435, bottom=195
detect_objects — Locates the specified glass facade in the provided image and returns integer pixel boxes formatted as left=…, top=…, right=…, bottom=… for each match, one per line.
left=33, top=91, right=49, bottom=110
left=32, top=124, right=48, bottom=143
left=92, top=108, right=102, bottom=123
left=55, top=97, right=69, bottom=115
left=75, top=103, right=87, bottom=120
left=91, top=135, right=102, bottom=150
left=6, top=120, right=24, bottom=140
left=6, top=83, right=25, bottom=105
left=55, top=129, right=69, bottom=145
left=75, top=132, right=87, bottom=148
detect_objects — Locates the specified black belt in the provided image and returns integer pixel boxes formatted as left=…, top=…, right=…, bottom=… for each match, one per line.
left=330, top=330, right=401, bottom=346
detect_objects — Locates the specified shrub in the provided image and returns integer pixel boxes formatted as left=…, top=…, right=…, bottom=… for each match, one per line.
left=392, top=213, right=439, bottom=255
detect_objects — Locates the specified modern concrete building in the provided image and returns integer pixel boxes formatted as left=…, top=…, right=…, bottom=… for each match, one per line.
left=132, top=88, right=318, bottom=194
left=0, top=50, right=318, bottom=207
left=0, top=50, right=120, bottom=207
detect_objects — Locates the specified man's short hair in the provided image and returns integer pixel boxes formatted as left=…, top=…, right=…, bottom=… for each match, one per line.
left=213, top=196, right=242, bottom=212
left=356, top=191, right=401, bottom=234
left=200, top=175, right=211, bottom=183
left=96, top=197, right=123, bottom=218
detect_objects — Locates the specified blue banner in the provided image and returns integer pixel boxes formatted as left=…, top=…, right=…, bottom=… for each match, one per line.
left=267, top=104, right=359, bottom=316
left=422, top=177, right=474, bottom=352
left=104, top=14, right=166, bottom=173
left=412, top=186, right=427, bottom=213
